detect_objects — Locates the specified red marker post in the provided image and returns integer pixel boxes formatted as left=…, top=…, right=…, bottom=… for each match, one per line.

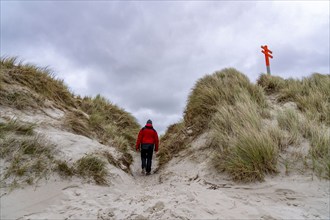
left=261, top=45, right=273, bottom=74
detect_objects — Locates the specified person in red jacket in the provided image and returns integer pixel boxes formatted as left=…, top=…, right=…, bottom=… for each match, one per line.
left=136, top=119, right=159, bottom=175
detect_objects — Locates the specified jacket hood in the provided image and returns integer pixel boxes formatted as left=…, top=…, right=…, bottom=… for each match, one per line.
left=145, top=123, right=153, bottom=128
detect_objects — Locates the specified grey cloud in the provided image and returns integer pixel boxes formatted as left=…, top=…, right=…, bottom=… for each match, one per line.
left=1, top=1, right=329, bottom=134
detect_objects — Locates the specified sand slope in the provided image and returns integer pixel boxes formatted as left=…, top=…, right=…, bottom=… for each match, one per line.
left=1, top=107, right=329, bottom=220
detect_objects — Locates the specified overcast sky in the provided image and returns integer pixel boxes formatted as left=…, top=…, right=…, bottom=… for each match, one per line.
left=1, top=1, right=329, bottom=134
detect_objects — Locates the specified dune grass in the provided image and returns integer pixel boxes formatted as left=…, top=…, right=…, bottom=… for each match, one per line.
left=55, top=160, right=75, bottom=177
left=1, top=56, right=139, bottom=151
left=158, top=121, right=189, bottom=168
left=218, top=130, right=278, bottom=182
left=276, top=109, right=303, bottom=146
left=0, top=118, right=35, bottom=137
left=76, top=95, right=140, bottom=149
left=0, top=56, right=75, bottom=109
left=258, top=73, right=330, bottom=125
left=0, top=131, right=56, bottom=187
left=75, top=155, right=108, bottom=185
left=308, top=126, right=330, bottom=179
left=163, top=69, right=328, bottom=181
left=65, top=110, right=92, bottom=138
left=55, top=154, right=111, bottom=184
left=157, top=69, right=274, bottom=181
left=184, top=68, right=267, bottom=136
left=209, top=96, right=279, bottom=182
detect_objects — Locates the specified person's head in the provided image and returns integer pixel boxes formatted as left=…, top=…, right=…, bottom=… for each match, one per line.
left=146, top=119, right=152, bottom=125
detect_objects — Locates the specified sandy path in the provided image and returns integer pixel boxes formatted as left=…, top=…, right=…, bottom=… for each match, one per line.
left=2, top=150, right=327, bottom=220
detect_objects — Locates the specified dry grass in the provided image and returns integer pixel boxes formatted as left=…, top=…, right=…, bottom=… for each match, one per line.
left=0, top=118, right=35, bottom=137
left=55, top=160, right=75, bottom=177
left=209, top=96, right=278, bottom=182
left=219, top=130, right=278, bottom=182
left=77, top=95, right=140, bottom=150
left=308, top=126, right=330, bottom=179
left=0, top=132, right=56, bottom=187
left=164, top=69, right=329, bottom=181
left=75, top=155, right=108, bottom=185
left=184, top=68, right=267, bottom=135
left=258, top=73, right=330, bottom=125
left=1, top=56, right=139, bottom=152
left=64, top=110, right=92, bottom=138
left=0, top=57, right=144, bottom=186
left=276, top=109, right=303, bottom=146
left=158, top=121, right=189, bottom=168
left=1, top=56, right=76, bottom=109
left=257, top=74, right=285, bottom=94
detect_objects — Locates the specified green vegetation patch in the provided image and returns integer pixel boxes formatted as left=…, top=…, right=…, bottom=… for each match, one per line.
left=0, top=119, right=35, bottom=137
left=75, top=155, right=108, bottom=185
left=220, top=130, right=278, bottom=182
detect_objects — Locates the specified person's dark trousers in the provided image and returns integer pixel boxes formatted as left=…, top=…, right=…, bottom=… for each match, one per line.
left=141, top=144, right=154, bottom=173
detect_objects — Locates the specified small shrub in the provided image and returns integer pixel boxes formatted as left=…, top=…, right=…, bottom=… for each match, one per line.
left=0, top=119, right=35, bottom=136
left=221, top=130, right=278, bottom=182
left=56, top=160, right=74, bottom=177
left=21, top=136, right=52, bottom=156
left=76, top=155, right=108, bottom=185
left=257, top=74, right=285, bottom=94
left=1, top=135, right=55, bottom=187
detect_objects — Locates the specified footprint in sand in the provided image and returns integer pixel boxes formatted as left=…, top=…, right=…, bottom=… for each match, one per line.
left=146, top=201, right=165, bottom=213
left=97, top=208, right=115, bottom=220
left=275, top=189, right=300, bottom=206
left=275, top=189, right=296, bottom=199
left=275, top=189, right=295, bottom=195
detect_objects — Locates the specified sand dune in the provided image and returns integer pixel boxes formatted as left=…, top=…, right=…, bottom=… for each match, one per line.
left=1, top=120, right=329, bottom=219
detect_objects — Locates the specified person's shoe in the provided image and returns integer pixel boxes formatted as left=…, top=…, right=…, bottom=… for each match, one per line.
left=141, top=168, right=146, bottom=174
left=146, top=172, right=151, bottom=176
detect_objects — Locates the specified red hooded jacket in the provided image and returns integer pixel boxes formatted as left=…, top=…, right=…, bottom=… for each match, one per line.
left=136, top=123, right=159, bottom=152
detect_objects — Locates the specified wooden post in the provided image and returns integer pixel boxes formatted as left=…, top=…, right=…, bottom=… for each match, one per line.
left=261, top=45, right=273, bottom=74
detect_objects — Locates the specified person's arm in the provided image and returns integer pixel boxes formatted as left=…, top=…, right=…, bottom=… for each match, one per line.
left=136, top=129, right=142, bottom=151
